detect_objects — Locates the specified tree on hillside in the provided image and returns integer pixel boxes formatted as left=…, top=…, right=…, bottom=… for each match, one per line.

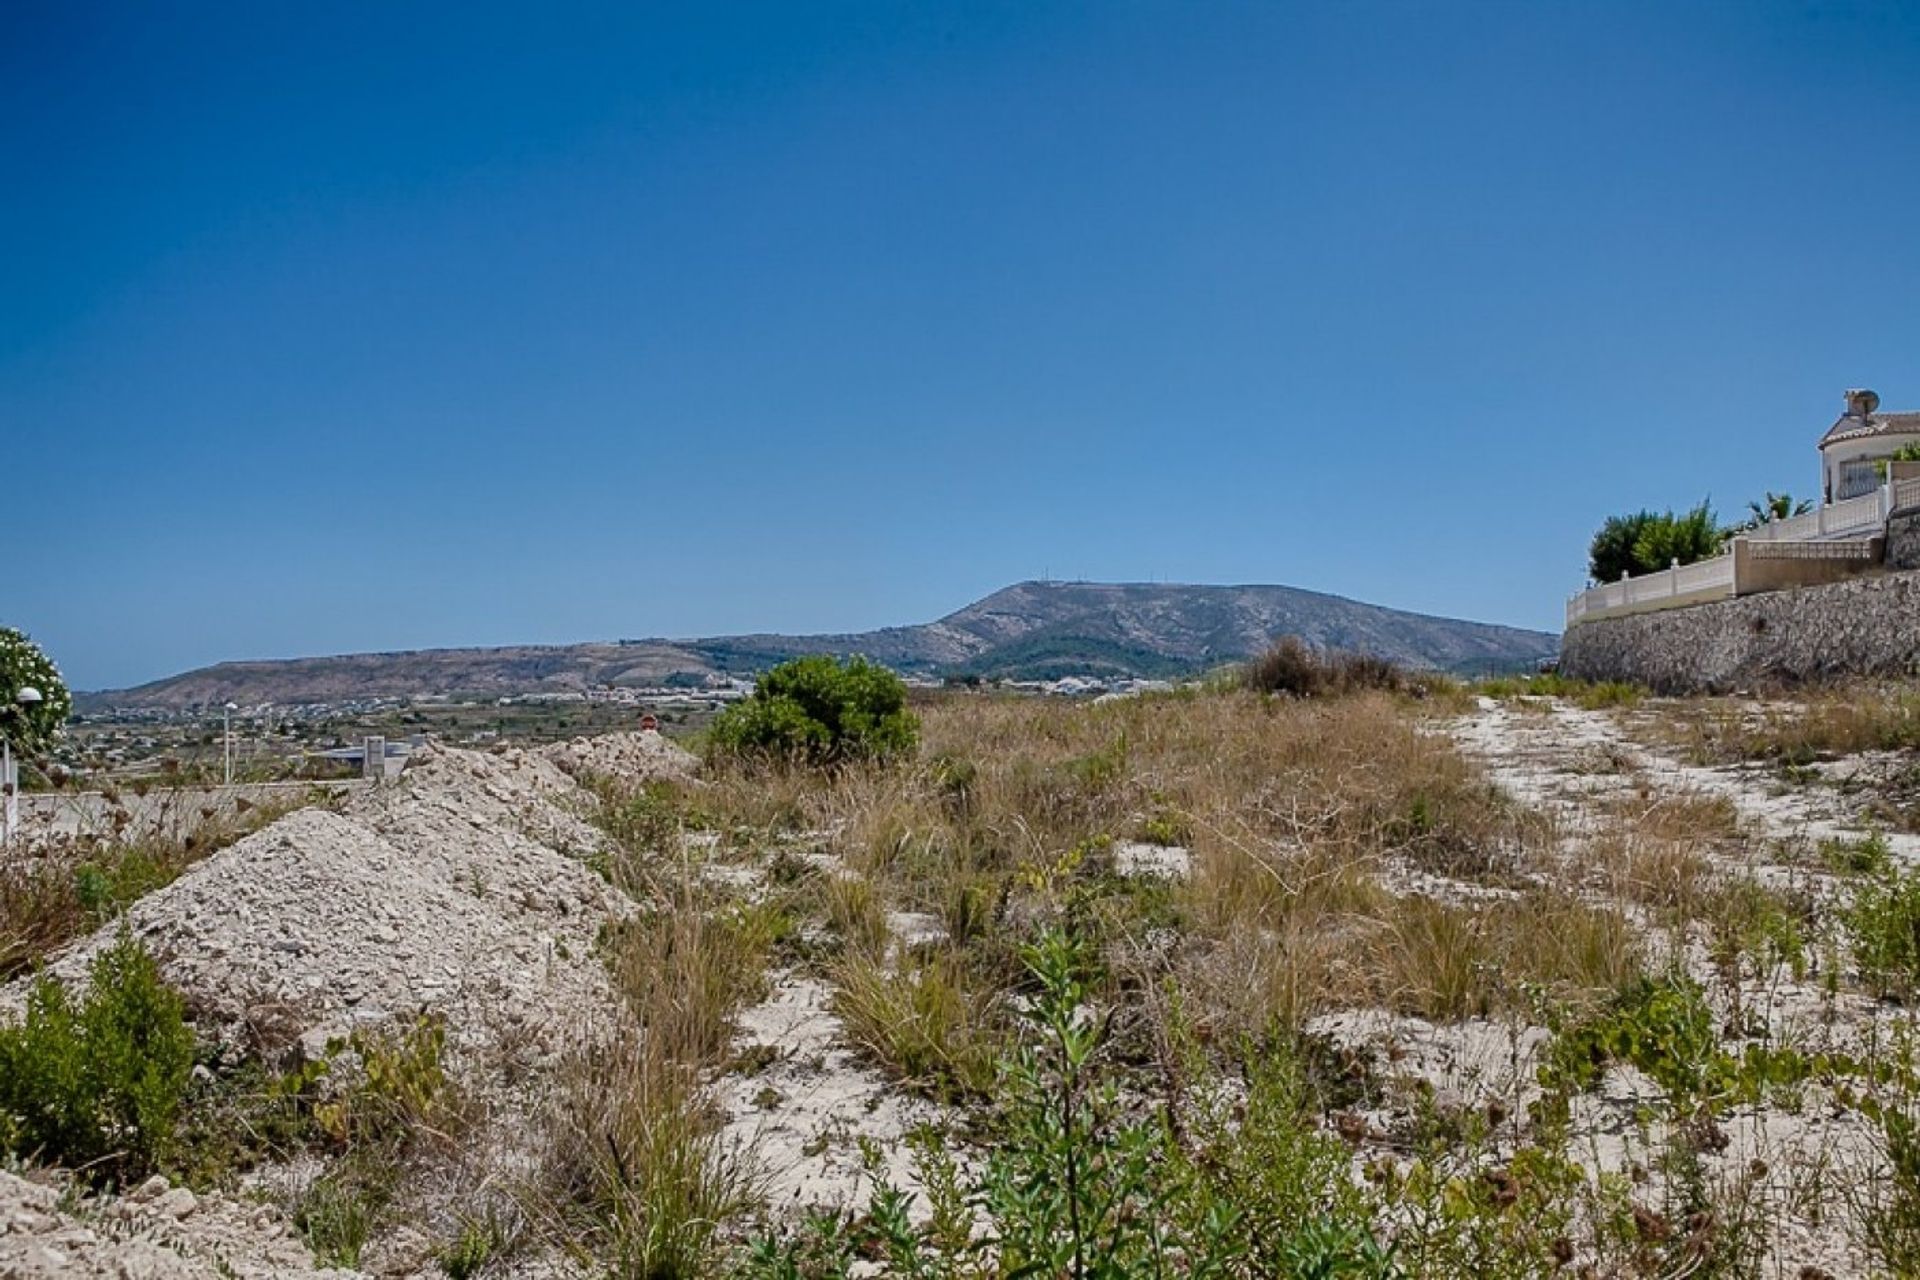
left=0, top=628, right=71, bottom=756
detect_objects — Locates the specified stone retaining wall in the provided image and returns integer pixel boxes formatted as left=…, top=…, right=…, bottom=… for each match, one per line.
left=1560, top=568, right=1920, bottom=693
left=1888, top=509, right=1920, bottom=572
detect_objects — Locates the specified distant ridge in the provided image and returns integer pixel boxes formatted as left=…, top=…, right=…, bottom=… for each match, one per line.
left=82, top=581, right=1558, bottom=709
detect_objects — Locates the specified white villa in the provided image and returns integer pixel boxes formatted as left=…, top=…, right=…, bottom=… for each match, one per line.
left=1568, top=387, right=1920, bottom=626
left=1822, top=388, right=1920, bottom=502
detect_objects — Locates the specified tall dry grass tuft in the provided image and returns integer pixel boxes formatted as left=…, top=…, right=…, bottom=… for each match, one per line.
left=538, top=1031, right=760, bottom=1277
left=535, top=830, right=775, bottom=1273
left=832, top=947, right=1000, bottom=1099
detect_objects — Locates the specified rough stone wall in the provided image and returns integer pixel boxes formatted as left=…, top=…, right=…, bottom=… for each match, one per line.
left=1560, top=569, right=1920, bottom=693
left=1888, top=510, right=1920, bottom=572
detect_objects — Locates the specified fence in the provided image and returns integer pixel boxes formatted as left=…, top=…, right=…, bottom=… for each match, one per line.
left=1565, top=476, right=1910, bottom=627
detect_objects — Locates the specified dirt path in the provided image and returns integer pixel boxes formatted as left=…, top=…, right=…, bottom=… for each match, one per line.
left=1451, top=696, right=1920, bottom=862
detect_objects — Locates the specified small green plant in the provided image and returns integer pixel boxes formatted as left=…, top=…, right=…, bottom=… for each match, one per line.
left=1824, top=831, right=1893, bottom=878
left=0, top=929, right=195, bottom=1182
left=1136, top=804, right=1190, bottom=848
left=298, top=1152, right=395, bottom=1267
left=438, top=1209, right=509, bottom=1279
left=709, top=656, right=919, bottom=764
left=293, top=1015, right=456, bottom=1266
left=1848, top=862, right=1920, bottom=1000
left=313, top=1014, right=449, bottom=1148
left=1540, top=974, right=1720, bottom=1102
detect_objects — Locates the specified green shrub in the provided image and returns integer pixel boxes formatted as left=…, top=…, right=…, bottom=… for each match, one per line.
left=0, top=929, right=194, bottom=1181
left=709, top=656, right=918, bottom=764
left=0, top=628, right=72, bottom=757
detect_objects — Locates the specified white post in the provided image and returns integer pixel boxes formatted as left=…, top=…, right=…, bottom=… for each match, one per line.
left=224, top=706, right=232, bottom=786
left=1670, top=557, right=1680, bottom=596
left=2, top=737, right=13, bottom=845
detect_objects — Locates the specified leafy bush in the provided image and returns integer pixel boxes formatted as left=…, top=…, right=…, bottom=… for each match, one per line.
left=709, top=656, right=918, bottom=764
left=1587, top=501, right=1726, bottom=583
left=0, top=929, right=194, bottom=1181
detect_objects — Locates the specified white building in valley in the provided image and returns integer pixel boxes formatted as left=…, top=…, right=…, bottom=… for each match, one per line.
left=1821, top=388, right=1920, bottom=502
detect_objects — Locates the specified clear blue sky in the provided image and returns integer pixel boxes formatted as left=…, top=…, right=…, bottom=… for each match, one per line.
left=6, top=2, right=1919, bottom=690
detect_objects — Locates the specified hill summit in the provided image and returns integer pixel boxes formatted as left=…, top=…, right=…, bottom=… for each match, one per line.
left=86, top=581, right=1557, bottom=708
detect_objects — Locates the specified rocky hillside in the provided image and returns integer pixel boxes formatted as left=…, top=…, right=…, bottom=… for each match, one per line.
left=84, top=581, right=1556, bottom=708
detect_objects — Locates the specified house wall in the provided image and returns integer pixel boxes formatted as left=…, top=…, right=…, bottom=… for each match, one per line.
left=1560, top=568, right=1920, bottom=693
left=1824, top=433, right=1920, bottom=501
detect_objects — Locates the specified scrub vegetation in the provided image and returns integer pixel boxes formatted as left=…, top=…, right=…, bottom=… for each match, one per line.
left=7, top=645, right=1920, bottom=1277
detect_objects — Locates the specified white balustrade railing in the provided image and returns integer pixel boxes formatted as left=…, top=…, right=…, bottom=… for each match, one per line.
left=1565, top=476, right=1907, bottom=628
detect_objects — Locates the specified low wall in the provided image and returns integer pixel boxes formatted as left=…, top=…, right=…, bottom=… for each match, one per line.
left=1561, top=568, right=1920, bottom=693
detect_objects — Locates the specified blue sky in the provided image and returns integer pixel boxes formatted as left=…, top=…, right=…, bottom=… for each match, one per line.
left=6, top=2, right=1919, bottom=690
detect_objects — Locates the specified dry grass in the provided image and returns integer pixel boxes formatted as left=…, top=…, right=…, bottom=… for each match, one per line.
left=1640, top=684, right=1920, bottom=766
left=703, top=690, right=1582, bottom=1042
left=831, top=947, right=1000, bottom=1099
left=537, top=1030, right=761, bottom=1277
left=531, top=795, right=783, bottom=1275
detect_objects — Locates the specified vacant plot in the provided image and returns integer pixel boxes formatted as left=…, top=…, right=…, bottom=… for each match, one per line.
left=5, top=687, right=1920, bottom=1276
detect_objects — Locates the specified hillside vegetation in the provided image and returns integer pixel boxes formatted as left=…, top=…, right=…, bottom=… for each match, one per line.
left=83, top=581, right=1557, bottom=709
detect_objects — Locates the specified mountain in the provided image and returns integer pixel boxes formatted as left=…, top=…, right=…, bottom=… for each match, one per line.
left=81, top=581, right=1558, bottom=709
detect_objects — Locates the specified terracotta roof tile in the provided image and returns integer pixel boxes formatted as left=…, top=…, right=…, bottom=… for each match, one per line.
left=1820, top=410, right=1920, bottom=448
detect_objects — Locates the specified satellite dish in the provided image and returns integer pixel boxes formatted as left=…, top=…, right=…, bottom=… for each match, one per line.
left=1846, top=388, right=1881, bottom=417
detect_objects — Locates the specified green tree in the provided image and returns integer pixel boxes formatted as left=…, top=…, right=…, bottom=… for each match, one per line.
left=1633, top=501, right=1726, bottom=572
left=0, top=628, right=70, bottom=756
left=709, top=656, right=918, bottom=764
left=1588, top=510, right=1659, bottom=583
left=1588, top=502, right=1727, bottom=583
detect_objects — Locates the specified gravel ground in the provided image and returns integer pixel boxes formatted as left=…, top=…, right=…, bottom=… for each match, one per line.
left=0, top=1170, right=364, bottom=1279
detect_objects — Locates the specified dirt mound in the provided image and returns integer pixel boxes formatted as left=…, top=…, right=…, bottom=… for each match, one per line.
left=542, top=730, right=699, bottom=789
left=0, top=1170, right=361, bottom=1279
left=6, top=743, right=625, bottom=1068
